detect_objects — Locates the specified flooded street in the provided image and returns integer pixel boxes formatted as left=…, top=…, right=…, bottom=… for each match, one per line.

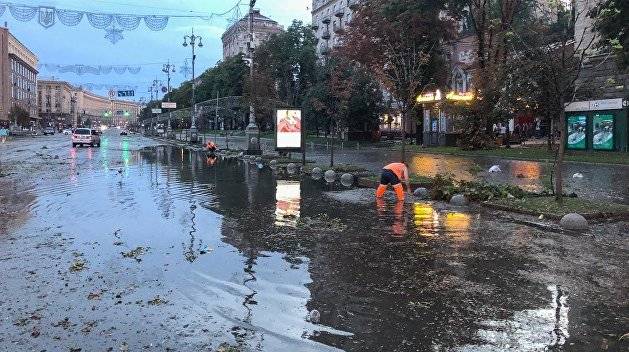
left=0, top=132, right=627, bottom=351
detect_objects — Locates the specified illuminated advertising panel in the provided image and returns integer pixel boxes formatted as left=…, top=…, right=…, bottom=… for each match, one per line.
left=276, top=109, right=302, bottom=151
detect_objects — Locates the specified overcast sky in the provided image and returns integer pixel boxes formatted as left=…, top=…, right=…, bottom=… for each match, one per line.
left=2, top=0, right=311, bottom=102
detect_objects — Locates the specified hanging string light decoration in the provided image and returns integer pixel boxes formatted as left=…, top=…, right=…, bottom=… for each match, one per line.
left=115, top=14, right=141, bottom=31
left=143, top=15, right=169, bottom=31
left=8, top=4, right=37, bottom=21
left=87, top=13, right=113, bottom=29
left=41, top=63, right=142, bottom=75
left=38, top=7, right=55, bottom=28
left=180, top=59, right=192, bottom=78
left=56, top=9, right=83, bottom=26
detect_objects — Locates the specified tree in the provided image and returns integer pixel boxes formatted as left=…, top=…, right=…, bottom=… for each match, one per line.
left=8, top=106, right=30, bottom=128
left=253, top=21, right=319, bottom=107
left=340, top=0, right=454, bottom=161
left=498, top=1, right=595, bottom=203
left=590, top=0, right=628, bottom=71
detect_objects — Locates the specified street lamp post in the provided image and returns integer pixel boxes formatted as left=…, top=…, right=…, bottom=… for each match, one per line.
left=162, top=61, right=176, bottom=139
left=245, top=0, right=261, bottom=154
left=183, top=28, right=203, bottom=143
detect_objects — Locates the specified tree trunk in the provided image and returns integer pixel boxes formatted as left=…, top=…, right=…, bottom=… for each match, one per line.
left=554, top=108, right=566, bottom=204
left=330, top=133, right=335, bottom=167
left=401, top=110, right=408, bottom=163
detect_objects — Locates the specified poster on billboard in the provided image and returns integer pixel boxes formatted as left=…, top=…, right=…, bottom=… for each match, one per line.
left=567, top=115, right=587, bottom=150
left=276, top=109, right=302, bottom=150
left=592, top=114, right=614, bottom=150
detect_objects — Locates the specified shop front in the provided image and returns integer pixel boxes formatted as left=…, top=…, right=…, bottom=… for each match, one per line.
left=418, top=90, right=474, bottom=147
left=565, top=98, right=628, bottom=152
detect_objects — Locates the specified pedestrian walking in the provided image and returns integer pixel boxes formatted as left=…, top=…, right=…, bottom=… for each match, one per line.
left=0, top=125, right=8, bottom=143
left=376, top=162, right=411, bottom=201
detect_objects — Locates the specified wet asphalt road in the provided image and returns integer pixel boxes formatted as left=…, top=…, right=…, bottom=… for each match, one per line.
left=0, top=132, right=627, bottom=351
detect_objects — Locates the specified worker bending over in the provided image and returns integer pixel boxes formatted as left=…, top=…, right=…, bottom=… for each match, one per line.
left=206, top=141, right=218, bottom=153
left=376, top=162, right=411, bottom=201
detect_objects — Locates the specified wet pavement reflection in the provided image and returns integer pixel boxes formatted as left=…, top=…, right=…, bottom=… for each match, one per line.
left=1, top=135, right=627, bottom=351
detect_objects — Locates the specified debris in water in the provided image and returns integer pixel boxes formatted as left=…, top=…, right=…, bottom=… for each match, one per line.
left=87, top=291, right=102, bottom=300
left=308, top=309, right=321, bottom=324
left=69, top=259, right=87, bottom=272
left=199, top=245, right=213, bottom=254
left=538, top=214, right=545, bottom=220
left=488, top=165, right=502, bottom=173
left=30, top=326, right=40, bottom=338
left=573, top=173, right=584, bottom=178
left=148, top=295, right=168, bottom=306
left=121, top=247, right=148, bottom=262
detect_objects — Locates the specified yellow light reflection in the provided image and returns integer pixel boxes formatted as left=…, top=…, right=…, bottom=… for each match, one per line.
left=275, top=181, right=301, bottom=227
left=446, top=91, right=475, bottom=101
left=413, top=202, right=438, bottom=238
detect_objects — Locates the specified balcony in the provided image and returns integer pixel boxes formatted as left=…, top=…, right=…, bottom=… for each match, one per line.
left=321, top=30, right=331, bottom=40
left=335, top=9, right=344, bottom=18
left=322, top=17, right=331, bottom=24
left=348, top=0, right=360, bottom=10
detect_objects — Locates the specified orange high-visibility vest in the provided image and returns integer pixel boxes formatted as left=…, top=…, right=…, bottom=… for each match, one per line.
left=384, top=163, right=407, bottom=181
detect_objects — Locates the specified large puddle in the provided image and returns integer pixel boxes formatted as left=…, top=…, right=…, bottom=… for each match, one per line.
left=3, top=137, right=627, bottom=351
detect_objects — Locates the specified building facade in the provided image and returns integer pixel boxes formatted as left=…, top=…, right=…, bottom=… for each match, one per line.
left=311, top=0, right=360, bottom=57
left=221, top=9, right=283, bottom=60
left=38, top=80, right=140, bottom=128
left=0, top=26, right=39, bottom=126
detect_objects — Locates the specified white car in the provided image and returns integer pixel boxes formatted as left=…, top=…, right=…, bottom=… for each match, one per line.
left=62, top=129, right=72, bottom=135
left=72, top=128, right=101, bottom=147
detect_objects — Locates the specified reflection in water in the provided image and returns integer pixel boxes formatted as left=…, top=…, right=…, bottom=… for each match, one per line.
left=275, top=180, right=301, bottom=227
left=376, top=198, right=407, bottom=237
left=413, top=202, right=471, bottom=246
left=456, top=285, right=569, bottom=351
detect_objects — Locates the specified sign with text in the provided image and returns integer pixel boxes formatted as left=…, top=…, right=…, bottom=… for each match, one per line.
left=161, top=102, right=177, bottom=109
left=275, top=109, right=302, bottom=150
left=151, top=108, right=162, bottom=114
left=117, top=90, right=134, bottom=97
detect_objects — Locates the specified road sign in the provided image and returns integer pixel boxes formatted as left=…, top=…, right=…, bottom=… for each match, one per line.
left=151, top=108, right=162, bottom=114
left=108, top=90, right=115, bottom=99
left=117, top=90, right=135, bottom=97
left=161, top=102, right=177, bottom=109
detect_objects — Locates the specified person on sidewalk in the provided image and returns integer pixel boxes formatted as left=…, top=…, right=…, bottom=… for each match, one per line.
left=0, top=126, right=8, bottom=143
left=376, top=162, right=411, bottom=201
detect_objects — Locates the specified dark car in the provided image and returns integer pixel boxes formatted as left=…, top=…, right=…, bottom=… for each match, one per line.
left=120, top=130, right=128, bottom=136
left=43, top=127, right=55, bottom=135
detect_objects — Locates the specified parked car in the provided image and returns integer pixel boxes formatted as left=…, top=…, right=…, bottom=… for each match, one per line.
left=72, top=128, right=101, bottom=147
left=62, top=129, right=72, bottom=135
left=120, top=130, right=128, bottom=136
left=43, top=127, right=55, bottom=135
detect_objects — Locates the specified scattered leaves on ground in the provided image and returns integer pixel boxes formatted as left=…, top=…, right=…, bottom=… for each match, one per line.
left=121, top=247, right=148, bottom=262
left=69, top=259, right=86, bottom=272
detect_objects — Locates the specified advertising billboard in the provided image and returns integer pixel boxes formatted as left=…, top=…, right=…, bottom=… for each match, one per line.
left=592, top=114, right=614, bottom=150
left=276, top=109, right=302, bottom=150
left=566, top=115, right=586, bottom=150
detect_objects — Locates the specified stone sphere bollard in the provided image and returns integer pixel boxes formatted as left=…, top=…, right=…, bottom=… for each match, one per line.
left=255, top=157, right=262, bottom=163
left=560, top=213, right=588, bottom=231
left=269, top=159, right=278, bottom=167
left=340, top=173, right=354, bottom=187
left=286, top=163, right=298, bottom=174
left=324, top=170, right=336, bottom=183
left=413, top=187, right=429, bottom=199
left=449, top=194, right=469, bottom=206
left=250, top=137, right=258, bottom=145
left=311, top=167, right=323, bottom=180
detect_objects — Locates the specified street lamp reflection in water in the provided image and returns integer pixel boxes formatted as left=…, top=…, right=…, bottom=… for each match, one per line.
left=413, top=202, right=439, bottom=238
left=275, top=180, right=301, bottom=227
left=413, top=203, right=471, bottom=241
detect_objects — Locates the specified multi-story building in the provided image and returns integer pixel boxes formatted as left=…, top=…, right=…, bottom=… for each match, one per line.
left=311, top=0, right=360, bottom=57
left=0, top=26, right=39, bottom=126
left=38, top=80, right=140, bottom=128
left=221, top=9, right=283, bottom=60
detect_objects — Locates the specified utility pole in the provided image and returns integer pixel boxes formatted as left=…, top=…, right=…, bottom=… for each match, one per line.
left=162, top=61, right=175, bottom=138
left=244, top=0, right=261, bottom=154
left=183, top=28, right=203, bottom=143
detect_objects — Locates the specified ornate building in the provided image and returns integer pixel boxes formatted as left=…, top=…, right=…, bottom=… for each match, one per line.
left=311, top=0, right=360, bottom=58
left=221, top=9, right=283, bottom=60
left=38, top=80, right=140, bottom=128
left=0, top=26, right=39, bottom=126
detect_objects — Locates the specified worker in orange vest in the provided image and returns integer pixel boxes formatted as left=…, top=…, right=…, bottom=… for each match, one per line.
left=206, top=141, right=217, bottom=153
left=376, top=162, right=411, bottom=201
